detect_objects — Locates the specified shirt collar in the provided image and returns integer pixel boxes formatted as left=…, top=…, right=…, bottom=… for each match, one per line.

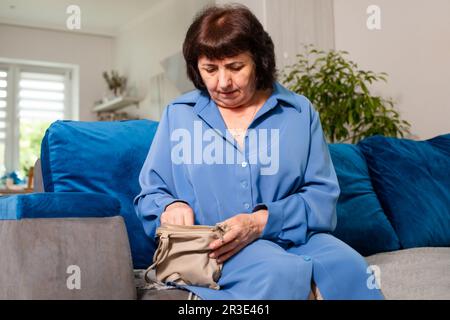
left=271, top=81, right=301, bottom=111
left=171, top=81, right=301, bottom=114
left=169, top=82, right=301, bottom=153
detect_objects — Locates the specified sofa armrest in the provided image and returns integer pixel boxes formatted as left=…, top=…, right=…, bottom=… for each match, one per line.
left=0, top=216, right=136, bottom=299
left=0, top=192, right=121, bottom=220
left=0, top=192, right=135, bottom=299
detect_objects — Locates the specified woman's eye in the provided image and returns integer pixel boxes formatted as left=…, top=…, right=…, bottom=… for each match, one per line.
left=230, top=66, right=243, bottom=72
left=205, top=68, right=217, bottom=73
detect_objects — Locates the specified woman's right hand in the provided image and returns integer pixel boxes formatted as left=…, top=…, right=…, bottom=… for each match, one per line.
left=160, top=201, right=195, bottom=226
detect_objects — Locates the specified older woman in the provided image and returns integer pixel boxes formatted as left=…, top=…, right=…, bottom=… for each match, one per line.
left=134, top=4, right=384, bottom=300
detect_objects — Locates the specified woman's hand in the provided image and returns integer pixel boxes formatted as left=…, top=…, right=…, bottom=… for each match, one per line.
left=160, top=201, right=195, bottom=226
left=209, top=209, right=268, bottom=263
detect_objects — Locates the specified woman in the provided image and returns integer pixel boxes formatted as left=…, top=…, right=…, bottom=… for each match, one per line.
left=134, top=4, right=384, bottom=300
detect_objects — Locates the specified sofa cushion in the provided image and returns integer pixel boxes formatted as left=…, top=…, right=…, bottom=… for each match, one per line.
left=329, top=144, right=401, bottom=256
left=40, top=120, right=159, bottom=269
left=365, top=247, right=450, bottom=300
left=358, top=134, right=450, bottom=249
left=0, top=192, right=120, bottom=220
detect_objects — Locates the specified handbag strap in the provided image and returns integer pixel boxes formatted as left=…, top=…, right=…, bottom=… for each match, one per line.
left=144, top=231, right=170, bottom=283
left=165, top=272, right=184, bottom=284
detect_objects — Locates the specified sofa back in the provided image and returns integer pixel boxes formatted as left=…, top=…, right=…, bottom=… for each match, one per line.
left=40, top=119, right=450, bottom=263
left=41, top=120, right=159, bottom=269
left=357, top=134, right=450, bottom=249
left=330, top=134, right=450, bottom=256
left=329, top=144, right=401, bottom=256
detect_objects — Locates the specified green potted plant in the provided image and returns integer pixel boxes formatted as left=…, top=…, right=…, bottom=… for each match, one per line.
left=282, top=45, right=410, bottom=143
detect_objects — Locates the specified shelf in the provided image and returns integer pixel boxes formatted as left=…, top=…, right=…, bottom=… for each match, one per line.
left=93, top=96, right=140, bottom=113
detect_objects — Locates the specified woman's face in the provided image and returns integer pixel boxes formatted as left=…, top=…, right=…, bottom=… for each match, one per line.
left=197, top=52, right=257, bottom=109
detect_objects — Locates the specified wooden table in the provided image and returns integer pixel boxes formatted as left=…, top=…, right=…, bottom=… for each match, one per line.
left=0, top=188, right=34, bottom=195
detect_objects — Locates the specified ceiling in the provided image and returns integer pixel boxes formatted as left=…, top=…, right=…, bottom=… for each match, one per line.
left=0, top=0, right=163, bottom=36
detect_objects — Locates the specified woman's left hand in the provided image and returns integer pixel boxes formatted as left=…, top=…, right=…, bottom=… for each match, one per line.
left=209, top=209, right=268, bottom=263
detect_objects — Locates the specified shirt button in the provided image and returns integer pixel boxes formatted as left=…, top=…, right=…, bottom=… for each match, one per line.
left=303, top=255, right=311, bottom=262
left=241, top=181, right=248, bottom=188
left=244, top=203, right=250, bottom=210
left=241, top=161, right=248, bottom=168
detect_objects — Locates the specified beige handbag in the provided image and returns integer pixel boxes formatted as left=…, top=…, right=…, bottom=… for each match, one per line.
left=144, top=223, right=227, bottom=290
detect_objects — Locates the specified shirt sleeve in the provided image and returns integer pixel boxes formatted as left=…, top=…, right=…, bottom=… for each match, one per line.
left=133, top=106, right=187, bottom=241
left=253, top=104, right=340, bottom=247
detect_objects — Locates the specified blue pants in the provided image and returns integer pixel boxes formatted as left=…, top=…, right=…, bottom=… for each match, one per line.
left=185, top=233, right=385, bottom=300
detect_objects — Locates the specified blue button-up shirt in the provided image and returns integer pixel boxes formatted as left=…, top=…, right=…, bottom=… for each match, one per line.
left=134, top=82, right=340, bottom=249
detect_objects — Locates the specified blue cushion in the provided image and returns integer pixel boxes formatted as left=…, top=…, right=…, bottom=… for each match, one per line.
left=358, top=134, right=450, bottom=249
left=0, top=192, right=120, bottom=220
left=41, top=120, right=159, bottom=268
left=329, top=144, right=401, bottom=256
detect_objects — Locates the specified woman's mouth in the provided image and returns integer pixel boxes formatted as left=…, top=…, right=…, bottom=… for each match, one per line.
left=220, top=90, right=238, bottom=97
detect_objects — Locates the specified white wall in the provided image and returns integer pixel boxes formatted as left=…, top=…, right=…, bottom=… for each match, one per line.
left=334, top=0, right=450, bottom=139
left=0, top=24, right=114, bottom=121
left=216, top=0, right=266, bottom=26
left=114, top=0, right=213, bottom=121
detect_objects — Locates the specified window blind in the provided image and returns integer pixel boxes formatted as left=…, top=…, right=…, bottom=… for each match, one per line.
left=0, top=69, right=7, bottom=172
left=18, top=71, right=65, bottom=121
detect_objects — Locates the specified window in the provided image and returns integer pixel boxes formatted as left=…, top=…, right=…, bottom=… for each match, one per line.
left=0, top=69, right=7, bottom=176
left=0, top=62, right=76, bottom=180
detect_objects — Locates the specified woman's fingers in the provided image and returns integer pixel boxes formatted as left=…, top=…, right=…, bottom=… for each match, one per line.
left=184, top=212, right=195, bottom=226
left=209, top=234, right=240, bottom=258
left=208, top=214, right=259, bottom=262
left=216, top=242, right=247, bottom=263
left=162, top=212, right=183, bottom=225
left=161, top=204, right=194, bottom=226
left=209, top=227, right=239, bottom=249
left=174, top=214, right=184, bottom=225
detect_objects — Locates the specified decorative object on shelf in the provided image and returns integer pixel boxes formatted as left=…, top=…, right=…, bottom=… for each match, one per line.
left=96, top=111, right=139, bottom=122
left=282, top=44, right=411, bottom=143
left=94, top=71, right=140, bottom=121
left=93, top=96, right=141, bottom=121
left=93, top=96, right=140, bottom=113
left=102, top=70, right=127, bottom=97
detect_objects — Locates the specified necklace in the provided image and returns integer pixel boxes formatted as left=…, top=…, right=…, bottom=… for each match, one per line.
left=227, top=105, right=259, bottom=141
left=219, top=89, right=271, bottom=143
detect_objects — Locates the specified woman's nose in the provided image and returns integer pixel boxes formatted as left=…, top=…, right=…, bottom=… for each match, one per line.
left=218, top=69, right=232, bottom=89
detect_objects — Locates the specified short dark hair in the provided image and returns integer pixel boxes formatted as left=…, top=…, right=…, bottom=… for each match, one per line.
left=183, top=4, right=277, bottom=91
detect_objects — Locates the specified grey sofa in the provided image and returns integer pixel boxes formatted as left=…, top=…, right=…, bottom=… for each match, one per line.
left=366, top=247, right=450, bottom=299
left=0, top=160, right=442, bottom=299
left=1, top=116, right=448, bottom=300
